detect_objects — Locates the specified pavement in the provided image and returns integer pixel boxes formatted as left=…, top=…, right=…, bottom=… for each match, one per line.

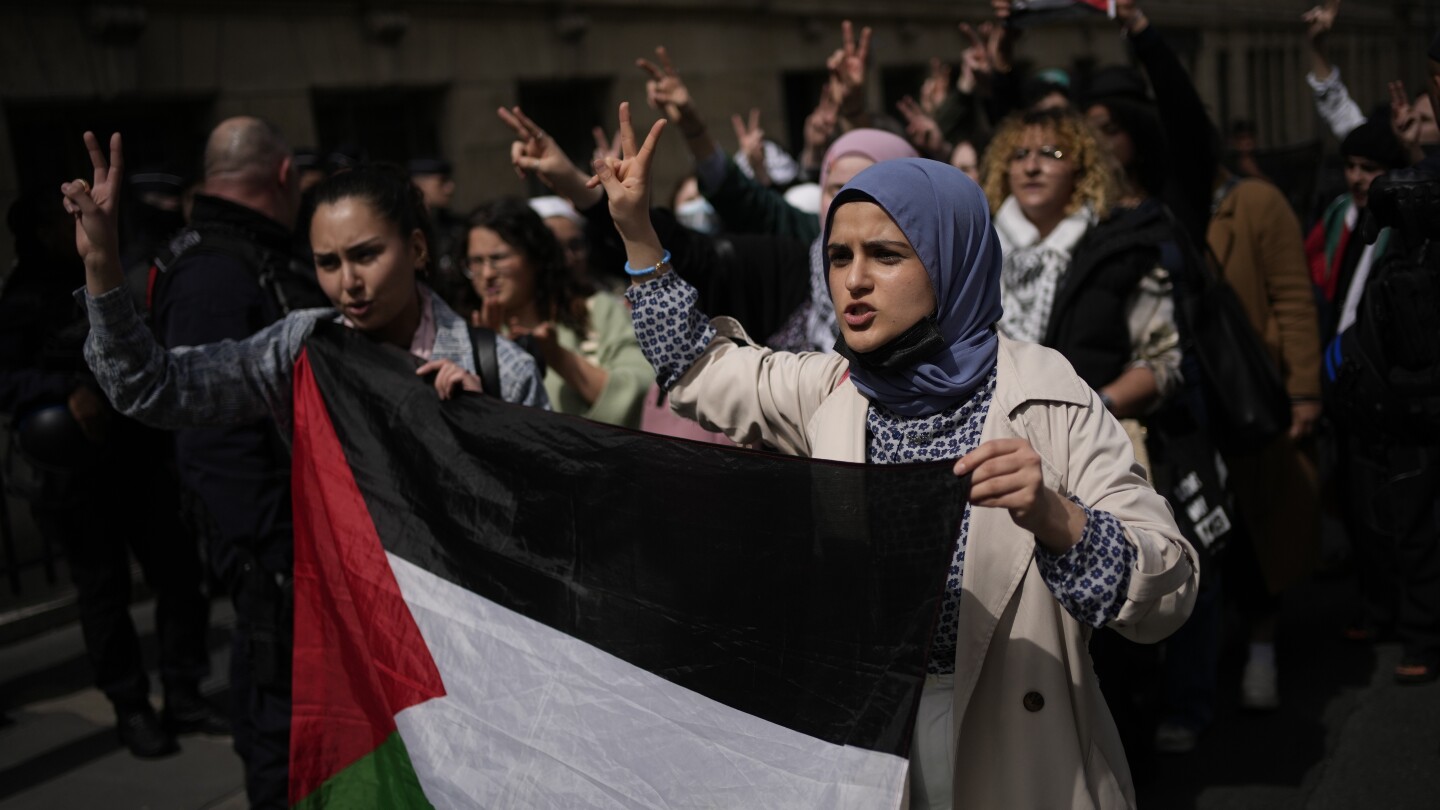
left=1, top=473, right=1437, bottom=808
left=0, top=433, right=246, bottom=810
left=0, top=598, right=244, bottom=810
left=1137, top=571, right=1440, bottom=809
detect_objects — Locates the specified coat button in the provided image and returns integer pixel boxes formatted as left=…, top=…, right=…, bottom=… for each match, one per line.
left=1023, top=691, right=1045, bottom=712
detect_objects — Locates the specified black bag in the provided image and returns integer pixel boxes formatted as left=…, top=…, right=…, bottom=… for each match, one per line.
left=1184, top=264, right=1292, bottom=451
left=1168, top=200, right=1292, bottom=452
left=1144, top=404, right=1235, bottom=564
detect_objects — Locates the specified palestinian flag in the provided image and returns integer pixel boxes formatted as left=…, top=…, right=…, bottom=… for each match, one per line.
left=288, top=323, right=966, bottom=808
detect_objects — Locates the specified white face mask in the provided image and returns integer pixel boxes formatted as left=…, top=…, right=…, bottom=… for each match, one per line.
left=675, top=197, right=720, bottom=235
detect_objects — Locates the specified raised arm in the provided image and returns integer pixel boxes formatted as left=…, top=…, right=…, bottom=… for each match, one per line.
left=637, top=46, right=718, bottom=164
left=63, top=132, right=310, bottom=431
left=1118, top=1, right=1218, bottom=243
left=799, top=90, right=839, bottom=182
left=1302, top=1, right=1367, bottom=140
left=499, top=106, right=603, bottom=210
left=638, top=44, right=820, bottom=240
left=593, top=103, right=844, bottom=452
left=897, top=96, right=951, bottom=160
left=825, top=20, right=873, bottom=132
left=590, top=102, right=669, bottom=280
left=731, top=108, right=775, bottom=188
left=61, top=132, right=126, bottom=299
left=1304, top=0, right=1340, bottom=82
left=979, top=2, right=1024, bottom=125
left=930, top=28, right=992, bottom=145
left=1389, top=80, right=1428, bottom=166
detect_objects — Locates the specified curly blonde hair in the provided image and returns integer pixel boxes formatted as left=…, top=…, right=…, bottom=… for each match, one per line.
left=978, top=108, right=1119, bottom=218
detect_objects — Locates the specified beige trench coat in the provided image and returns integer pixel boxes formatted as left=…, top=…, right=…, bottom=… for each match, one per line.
left=669, top=320, right=1199, bottom=809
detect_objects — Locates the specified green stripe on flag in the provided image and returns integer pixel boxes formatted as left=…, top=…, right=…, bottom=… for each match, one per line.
left=293, top=730, right=433, bottom=810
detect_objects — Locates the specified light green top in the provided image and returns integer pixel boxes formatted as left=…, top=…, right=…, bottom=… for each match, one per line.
left=544, top=291, right=654, bottom=428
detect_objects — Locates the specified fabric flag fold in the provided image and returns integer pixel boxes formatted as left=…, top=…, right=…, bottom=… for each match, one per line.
left=289, top=322, right=966, bottom=809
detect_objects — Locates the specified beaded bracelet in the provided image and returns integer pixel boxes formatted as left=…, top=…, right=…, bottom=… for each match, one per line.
left=624, top=249, right=672, bottom=277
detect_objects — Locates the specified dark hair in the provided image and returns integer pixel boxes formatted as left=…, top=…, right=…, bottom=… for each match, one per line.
left=957, top=130, right=992, bottom=160
left=1022, top=77, right=1071, bottom=110
left=467, top=197, right=595, bottom=333
left=308, top=164, right=436, bottom=275
left=1341, top=118, right=1409, bottom=170
left=1086, top=97, right=1168, bottom=201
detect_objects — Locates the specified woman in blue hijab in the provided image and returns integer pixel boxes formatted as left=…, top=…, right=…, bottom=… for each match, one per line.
left=601, top=103, right=1196, bottom=809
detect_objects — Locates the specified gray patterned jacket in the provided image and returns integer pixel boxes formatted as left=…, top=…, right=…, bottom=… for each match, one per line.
left=79, top=284, right=548, bottom=440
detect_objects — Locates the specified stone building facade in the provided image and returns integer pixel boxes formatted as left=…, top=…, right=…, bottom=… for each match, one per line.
left=0, top=0, right=1433, bottom=272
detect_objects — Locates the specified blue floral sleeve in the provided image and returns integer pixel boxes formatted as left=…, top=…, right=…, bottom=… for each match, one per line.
left=624, top=271, right=717, bottom=391
left=1033, top=498, right=1137, bottom=628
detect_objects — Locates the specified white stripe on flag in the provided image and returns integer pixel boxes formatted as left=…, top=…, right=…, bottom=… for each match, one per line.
left=387, top=553, right=910, bottom=809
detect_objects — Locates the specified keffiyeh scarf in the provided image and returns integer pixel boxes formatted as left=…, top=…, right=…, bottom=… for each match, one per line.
left=993, top=196, right=1094, bottom=343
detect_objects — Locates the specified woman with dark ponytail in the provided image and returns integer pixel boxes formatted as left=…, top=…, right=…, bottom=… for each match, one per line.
left=63, top=135, right=548, bottom=446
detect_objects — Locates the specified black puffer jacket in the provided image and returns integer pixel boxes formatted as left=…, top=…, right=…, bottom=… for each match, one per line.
left=1043, top=202, right=1174, bottom=390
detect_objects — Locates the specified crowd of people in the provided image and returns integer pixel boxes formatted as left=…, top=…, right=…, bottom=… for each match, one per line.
left=3, top=0, right=1439, bottom=807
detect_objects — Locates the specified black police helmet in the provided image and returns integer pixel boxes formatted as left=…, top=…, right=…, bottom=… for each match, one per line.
left=14, top=404, right=97, bottom=472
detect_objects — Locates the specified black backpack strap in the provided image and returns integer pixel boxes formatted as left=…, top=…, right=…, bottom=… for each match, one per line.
left=468, top=326, right=502, bottom=397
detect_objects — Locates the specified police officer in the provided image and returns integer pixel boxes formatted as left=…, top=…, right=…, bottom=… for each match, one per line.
left=149, top=116, right=326, bottom=807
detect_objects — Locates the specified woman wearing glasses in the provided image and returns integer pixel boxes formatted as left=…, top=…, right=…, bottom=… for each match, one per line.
left=981, top=107, right=1182, bottom=423
left=467, top=197, right=653, bottom=428
left=982, top=108, right=1210, bottom=764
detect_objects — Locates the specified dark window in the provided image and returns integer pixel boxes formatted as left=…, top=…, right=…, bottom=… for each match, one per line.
left=880, top=64, right=931, bottom=124
left=310, top=86, right=447, bottom=165
left=4, top=95, right=214, bottom=194
left=515, top=78, right=613, bottom=197
left=781, top=69, right=829, bottom=161
left=4, top=95, right=215, bottom=267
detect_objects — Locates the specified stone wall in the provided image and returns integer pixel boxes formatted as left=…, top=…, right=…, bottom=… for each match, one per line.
left=0, top=0, right=1432, bottom=275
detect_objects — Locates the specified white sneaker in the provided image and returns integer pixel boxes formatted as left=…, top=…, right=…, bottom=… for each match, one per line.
left=1241, top=658, right=1278, bottom=710
left=1154, top=722, right=1199, bottom=754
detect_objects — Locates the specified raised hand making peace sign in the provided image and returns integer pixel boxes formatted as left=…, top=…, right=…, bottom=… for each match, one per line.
left=587, top=102, right=668, bottom=276
left=497, top=105, right=601, bottom=208
left=825, top=20, right=872, bottom=119
left=636, top=47, right=699, bottom=131
left=731, top=107, right=771, bottom=187
left=60, top=131, right=126, bottom=297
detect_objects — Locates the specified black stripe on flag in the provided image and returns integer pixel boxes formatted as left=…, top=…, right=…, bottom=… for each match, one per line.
left=304, top=323, right=966, bottom=758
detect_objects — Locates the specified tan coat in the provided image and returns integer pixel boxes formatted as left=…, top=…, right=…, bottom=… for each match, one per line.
left=671, top=322, right=1199, bottom=809
left=1208, top=178, right=1322, bottom=592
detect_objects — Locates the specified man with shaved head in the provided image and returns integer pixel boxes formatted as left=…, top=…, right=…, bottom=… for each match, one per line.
left=148, top=115, right=327, bottom=808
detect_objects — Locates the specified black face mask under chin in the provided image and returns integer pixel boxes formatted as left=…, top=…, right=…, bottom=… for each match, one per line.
left=833, top=314, right=946, bottom=371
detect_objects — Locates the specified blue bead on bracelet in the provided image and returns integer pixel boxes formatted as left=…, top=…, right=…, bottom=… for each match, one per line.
left=624, top=249, right=672, bottom=277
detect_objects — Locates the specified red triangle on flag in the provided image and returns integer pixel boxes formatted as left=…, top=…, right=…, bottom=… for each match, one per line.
left=289, top=348, right=446, bottom=805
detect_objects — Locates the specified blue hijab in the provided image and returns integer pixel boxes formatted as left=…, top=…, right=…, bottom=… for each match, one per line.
left=822, top=159, right=1004, bottom=417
